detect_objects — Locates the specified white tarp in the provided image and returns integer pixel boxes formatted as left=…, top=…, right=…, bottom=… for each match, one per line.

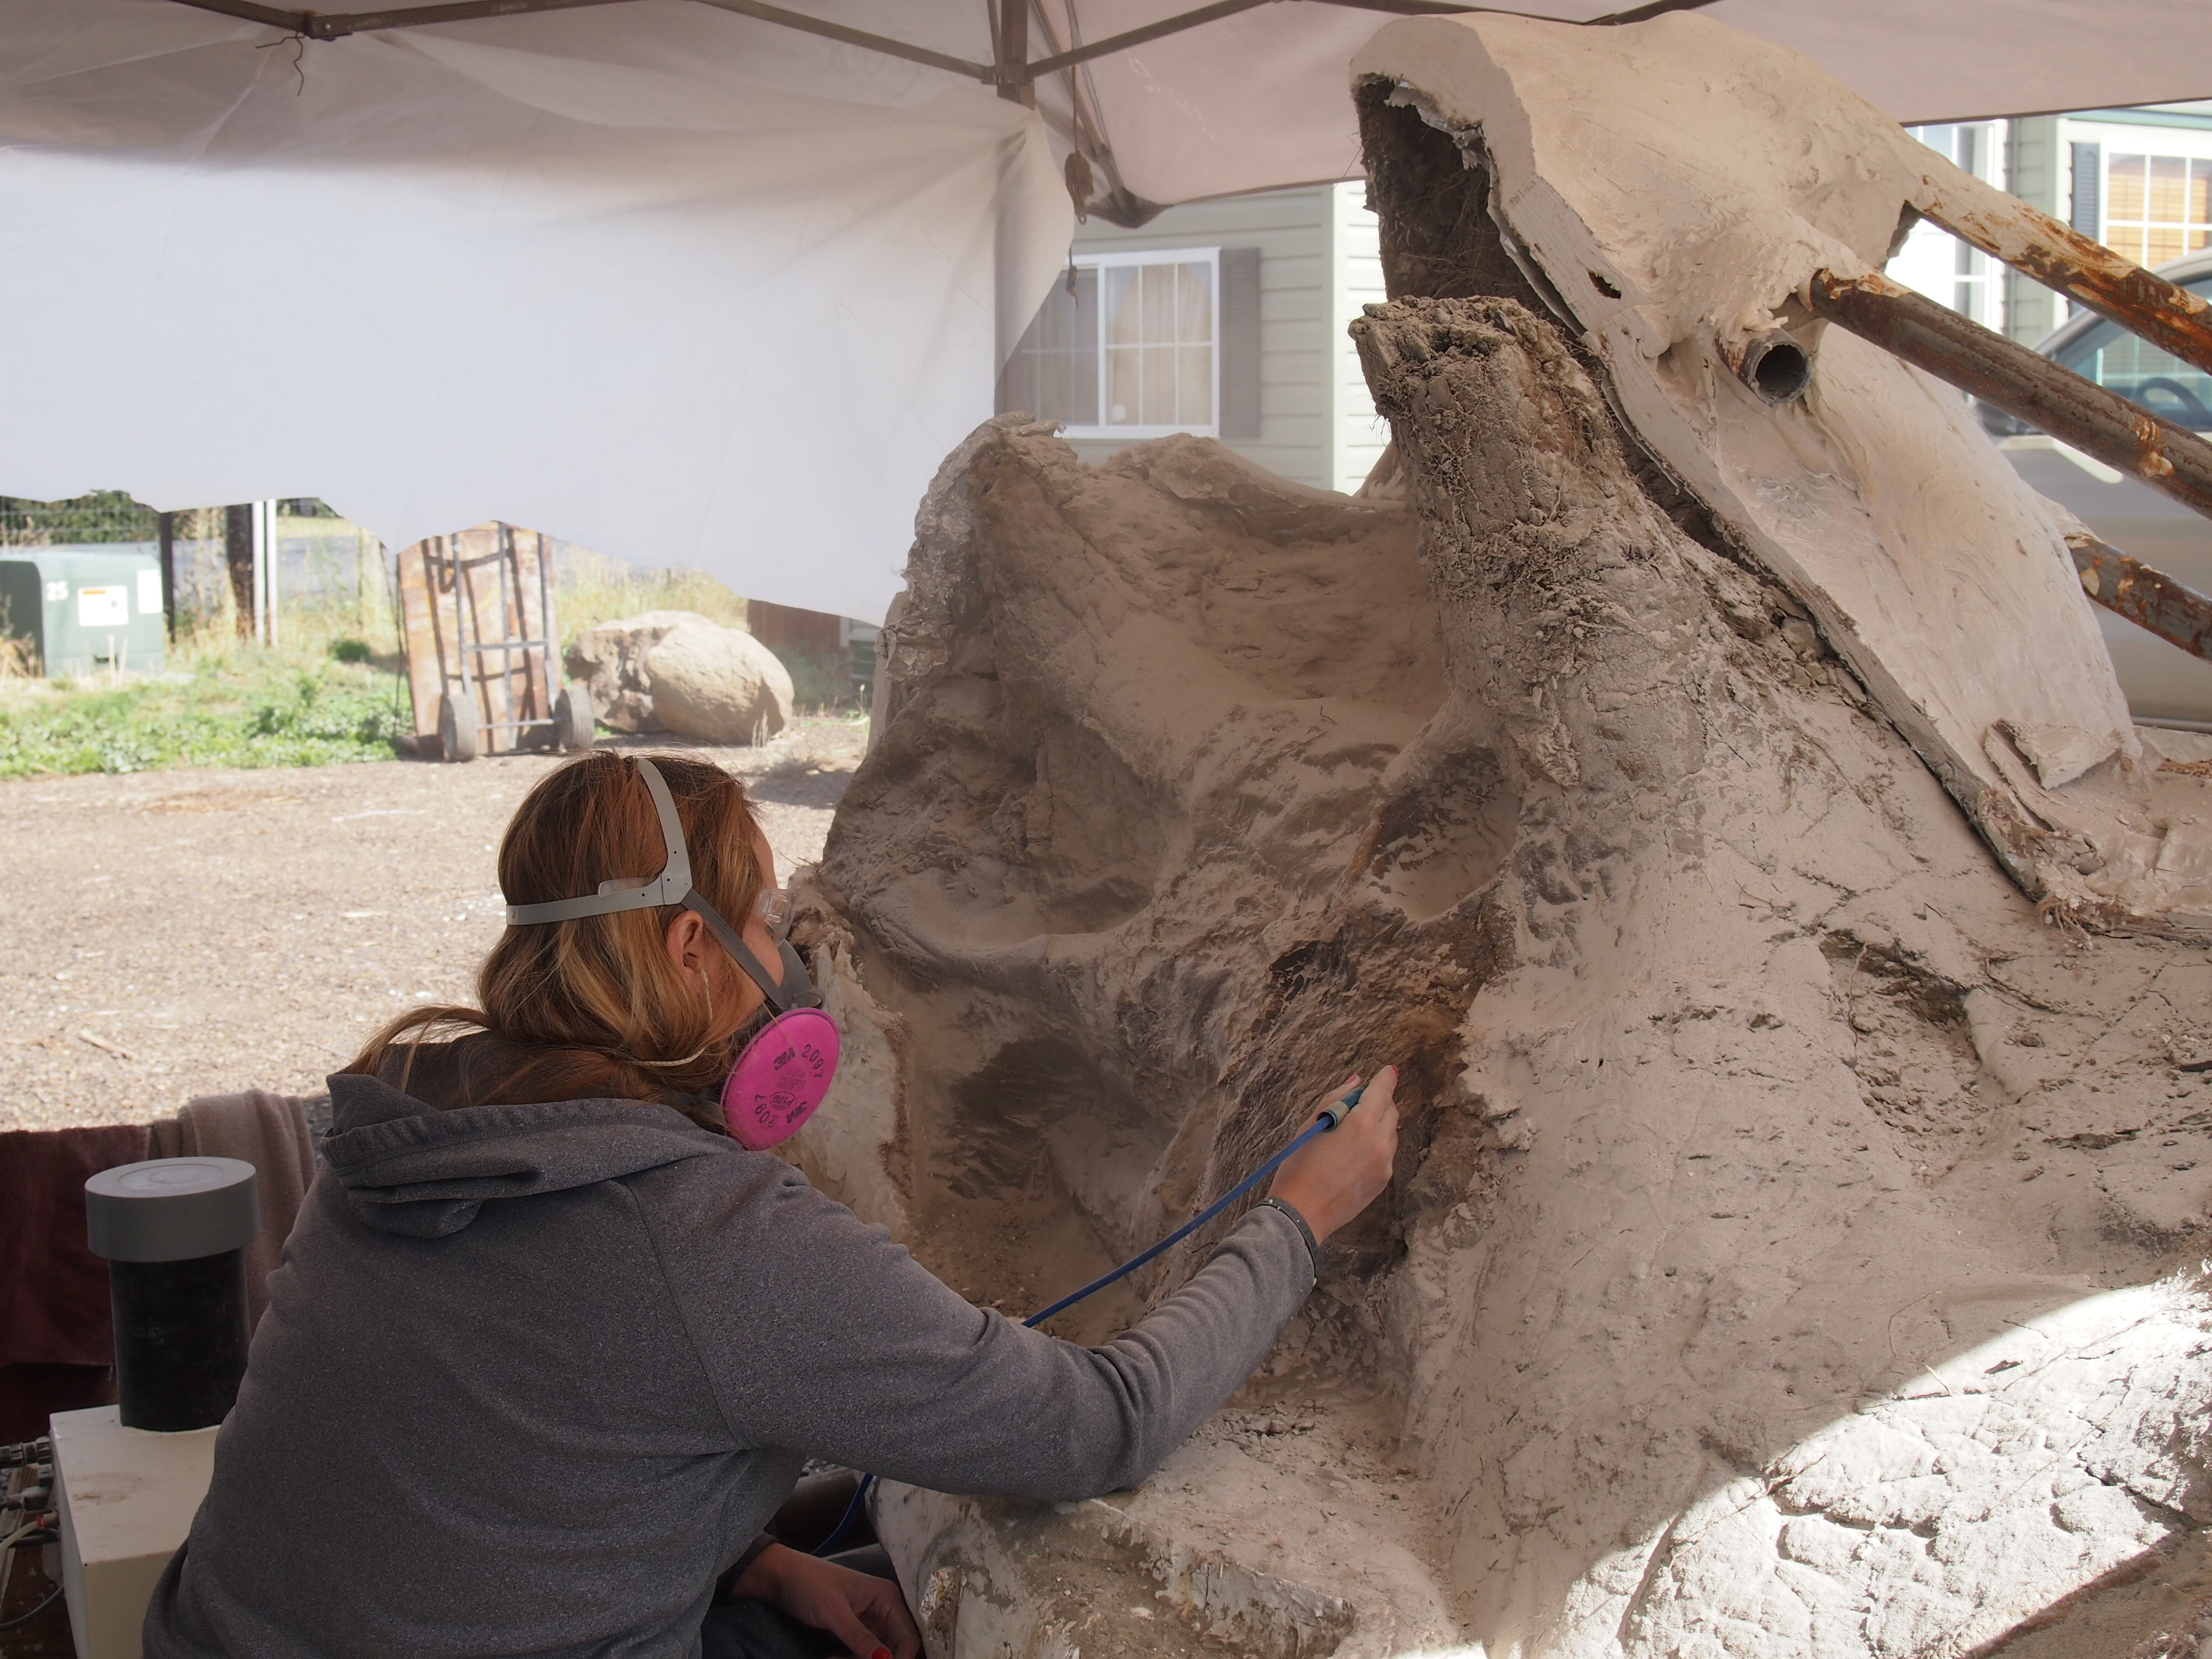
left=3, top=1, right=2210, bottom=619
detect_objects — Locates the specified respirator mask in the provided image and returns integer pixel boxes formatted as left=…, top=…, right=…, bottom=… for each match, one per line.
left=501, top=758, right=839, bottom=1149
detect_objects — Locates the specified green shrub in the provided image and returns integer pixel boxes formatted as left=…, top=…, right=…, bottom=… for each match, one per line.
left=773, top=645, right=865, bottom=713
left=0, top=646, right=404, bottom=777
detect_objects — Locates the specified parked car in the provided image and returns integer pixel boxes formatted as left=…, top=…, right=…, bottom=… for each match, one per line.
left=1983, top=248, right=2212, bottom=729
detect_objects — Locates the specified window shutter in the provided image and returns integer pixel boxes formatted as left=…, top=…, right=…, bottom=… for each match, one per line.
left=2070, top=143, right=2102, bottom=237
left=1219, top=246, right=1261, bottom=439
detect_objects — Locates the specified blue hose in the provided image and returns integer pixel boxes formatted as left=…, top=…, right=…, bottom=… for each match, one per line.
left=812, top=1080, right=1364, bottom=1556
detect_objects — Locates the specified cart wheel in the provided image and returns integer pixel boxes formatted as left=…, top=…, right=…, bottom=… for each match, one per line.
left=554, top=685, right=596, bottom=753
left=438, top=692, right=480, bottom=763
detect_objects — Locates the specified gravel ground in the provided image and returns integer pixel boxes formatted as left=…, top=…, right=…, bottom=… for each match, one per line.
left=0, top=717, right=866, bottom=1132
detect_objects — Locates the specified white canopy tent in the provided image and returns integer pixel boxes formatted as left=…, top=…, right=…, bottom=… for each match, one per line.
left=3, top=0, right=2209, bottom=619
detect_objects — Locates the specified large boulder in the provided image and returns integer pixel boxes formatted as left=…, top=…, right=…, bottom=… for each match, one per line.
left=564, top=609, right=699, bottom=734
left=563, top=610, right=794, bottom=742
left=646, top=618, right=794, bottom=744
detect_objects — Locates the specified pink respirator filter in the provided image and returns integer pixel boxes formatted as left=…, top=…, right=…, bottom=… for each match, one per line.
left=720, top=1008, right=841, bottom=1150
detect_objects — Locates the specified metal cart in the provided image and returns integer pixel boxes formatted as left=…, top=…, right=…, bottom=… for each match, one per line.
left=394, top=522, right=593, bottom=761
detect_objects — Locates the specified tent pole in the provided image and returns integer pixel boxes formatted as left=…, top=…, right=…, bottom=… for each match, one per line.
left=168, top=0, right=1649, bottom=91
left=1024, top=0, right=1271, bottom=79
left=997, top=0, right=1032, bottom=106
left=2068, top=533, right=2212, bottom=662
left=157, top=512, right=177, bottom=642
left=1804, top=270, right=2212, bottom=525
left=1911, top=166, right=2212, bottom=379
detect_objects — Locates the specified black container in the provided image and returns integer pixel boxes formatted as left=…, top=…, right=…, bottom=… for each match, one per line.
left=84, top=1156, right=259, bottom=1432
left=108, top=1250, right=250, bottom=1431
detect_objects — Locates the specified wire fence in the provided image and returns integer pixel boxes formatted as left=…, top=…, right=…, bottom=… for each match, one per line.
left=3, top=495, right=402, bottom=643
left=0, top=493, right=875, bottom=706
left=0, top=489, right=165, bottom=546
left=1, top=500, right=640, bottom=623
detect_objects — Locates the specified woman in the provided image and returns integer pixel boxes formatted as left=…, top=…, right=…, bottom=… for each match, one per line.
left=145, top=750, right=1400, bottom=1659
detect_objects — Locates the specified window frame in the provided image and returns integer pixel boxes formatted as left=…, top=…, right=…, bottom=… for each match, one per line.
left=1897, top=123, right=2006, bottom=329
left=2102, top=150, right=2212, bottom=268
left=1049, top=245, right=1223, bottom=441
left=2064, top=119, right=2212, bottom=268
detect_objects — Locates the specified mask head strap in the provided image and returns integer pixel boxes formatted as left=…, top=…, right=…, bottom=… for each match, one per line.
left=503, top=757, right=810, bottom=1015
left=504, top=758, right=692, bottom=924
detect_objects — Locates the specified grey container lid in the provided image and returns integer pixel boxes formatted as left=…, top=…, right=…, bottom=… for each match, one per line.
left=86, top=1157, right=260, bottom=1263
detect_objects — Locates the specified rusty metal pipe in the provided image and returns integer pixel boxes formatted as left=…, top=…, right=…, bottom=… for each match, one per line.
left=1804, top=269, right=2212, bottom=524
left=2067, top=533, right=2212, bottom=663
left=1915, top=162, right=2212, bottom=382
left=1724, top=330, right=1811, bottom=404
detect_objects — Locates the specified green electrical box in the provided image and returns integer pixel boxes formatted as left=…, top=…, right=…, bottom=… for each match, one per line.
left=0, top=546, right=167, bottom=678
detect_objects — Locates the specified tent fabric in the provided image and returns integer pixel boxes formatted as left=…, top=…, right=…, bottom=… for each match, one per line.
left=1010, top=1, right=2212, bottom=207
left=0, top=1, right=1069, bottom=621
left=2, top=2, right=2209, bottom=620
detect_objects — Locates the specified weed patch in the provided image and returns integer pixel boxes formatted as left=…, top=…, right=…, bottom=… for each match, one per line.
left=0, top=639, right=404, bottom=778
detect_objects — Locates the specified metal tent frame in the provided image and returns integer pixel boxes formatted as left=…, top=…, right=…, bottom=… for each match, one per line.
left=162, top=0, right=1697, bottom=227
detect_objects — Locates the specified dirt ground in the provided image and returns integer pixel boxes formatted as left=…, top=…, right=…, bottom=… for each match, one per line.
left=0, top=716, right=866, bottom=1132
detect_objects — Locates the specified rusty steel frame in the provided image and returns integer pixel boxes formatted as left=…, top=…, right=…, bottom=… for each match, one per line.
left=1816, top=137, right=2212, bottom=669
left=1916, top=183, right=2212, bottom=383
left=2068, top=534, right=2212, bottom=663
left=1804, top=269, right=2212, bottom=664
left=1804, top=270, right=2212, bottom=524
left=1807, top=270, right=2212, bottom=664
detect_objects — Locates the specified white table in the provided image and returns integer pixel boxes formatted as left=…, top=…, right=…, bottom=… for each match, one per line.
left=49, top=1406, right=217, bottom=1659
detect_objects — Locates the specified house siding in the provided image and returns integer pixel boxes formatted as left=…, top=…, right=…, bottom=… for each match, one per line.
left=2005, top=115, right=2064, bottom=345
left=1329, top=182, right=1390, bottom=495
left=1063, top=185, right=1337, bottom=489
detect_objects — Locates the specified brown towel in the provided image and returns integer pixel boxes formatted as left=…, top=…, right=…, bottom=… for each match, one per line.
left=148, top=1091, right=318, bottom=1330
left=0, top=1125, right=150, bottom=1367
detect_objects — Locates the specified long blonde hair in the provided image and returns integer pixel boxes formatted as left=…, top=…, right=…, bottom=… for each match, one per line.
left=345, top=751, right=766, bottom=1126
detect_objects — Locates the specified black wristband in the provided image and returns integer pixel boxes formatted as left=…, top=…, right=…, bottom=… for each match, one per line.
left=1254, top=1196, right=1321, bottom=1275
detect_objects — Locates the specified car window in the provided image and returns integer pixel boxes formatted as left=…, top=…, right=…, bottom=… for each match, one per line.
left=2050, top=276, right=2212, bottom=431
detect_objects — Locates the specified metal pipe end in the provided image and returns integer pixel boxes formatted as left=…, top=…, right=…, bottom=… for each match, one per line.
left=1732, top=332, right=1813, bottom=405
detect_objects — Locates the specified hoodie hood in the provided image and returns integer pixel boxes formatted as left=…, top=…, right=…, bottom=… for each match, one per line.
left=324, top=1073, right=731, bottom=1238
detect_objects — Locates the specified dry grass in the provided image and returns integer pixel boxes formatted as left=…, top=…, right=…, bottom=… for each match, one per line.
left=555, top=549, right=867, bottom=714
left=0, top=592, right=38, bottom=680
left=555, top=548, right=753, bottom=645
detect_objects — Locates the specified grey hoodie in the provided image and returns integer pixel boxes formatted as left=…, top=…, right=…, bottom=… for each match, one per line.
left=144, top=1070, right=1317, bottom=1659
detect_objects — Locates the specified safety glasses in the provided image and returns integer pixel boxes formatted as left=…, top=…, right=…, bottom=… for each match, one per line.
left=756, top=886, right=794, bottom=945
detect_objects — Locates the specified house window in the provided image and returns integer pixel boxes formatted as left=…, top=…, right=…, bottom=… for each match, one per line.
left=2105, top=152, right=2212, bottom=269
left=1001, top=249, right=1219, bottom=438
left=1898, top=123, right=2004, bottom=329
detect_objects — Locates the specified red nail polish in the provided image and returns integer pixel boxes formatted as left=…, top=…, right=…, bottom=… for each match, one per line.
left=872, top=1649, right=890, bottom=1659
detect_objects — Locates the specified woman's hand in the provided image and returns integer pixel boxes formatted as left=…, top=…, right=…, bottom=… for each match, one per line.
left=1267, top=1066, right=1400, bottom=1241
left=732, top=1543, right=920, bottom=1659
